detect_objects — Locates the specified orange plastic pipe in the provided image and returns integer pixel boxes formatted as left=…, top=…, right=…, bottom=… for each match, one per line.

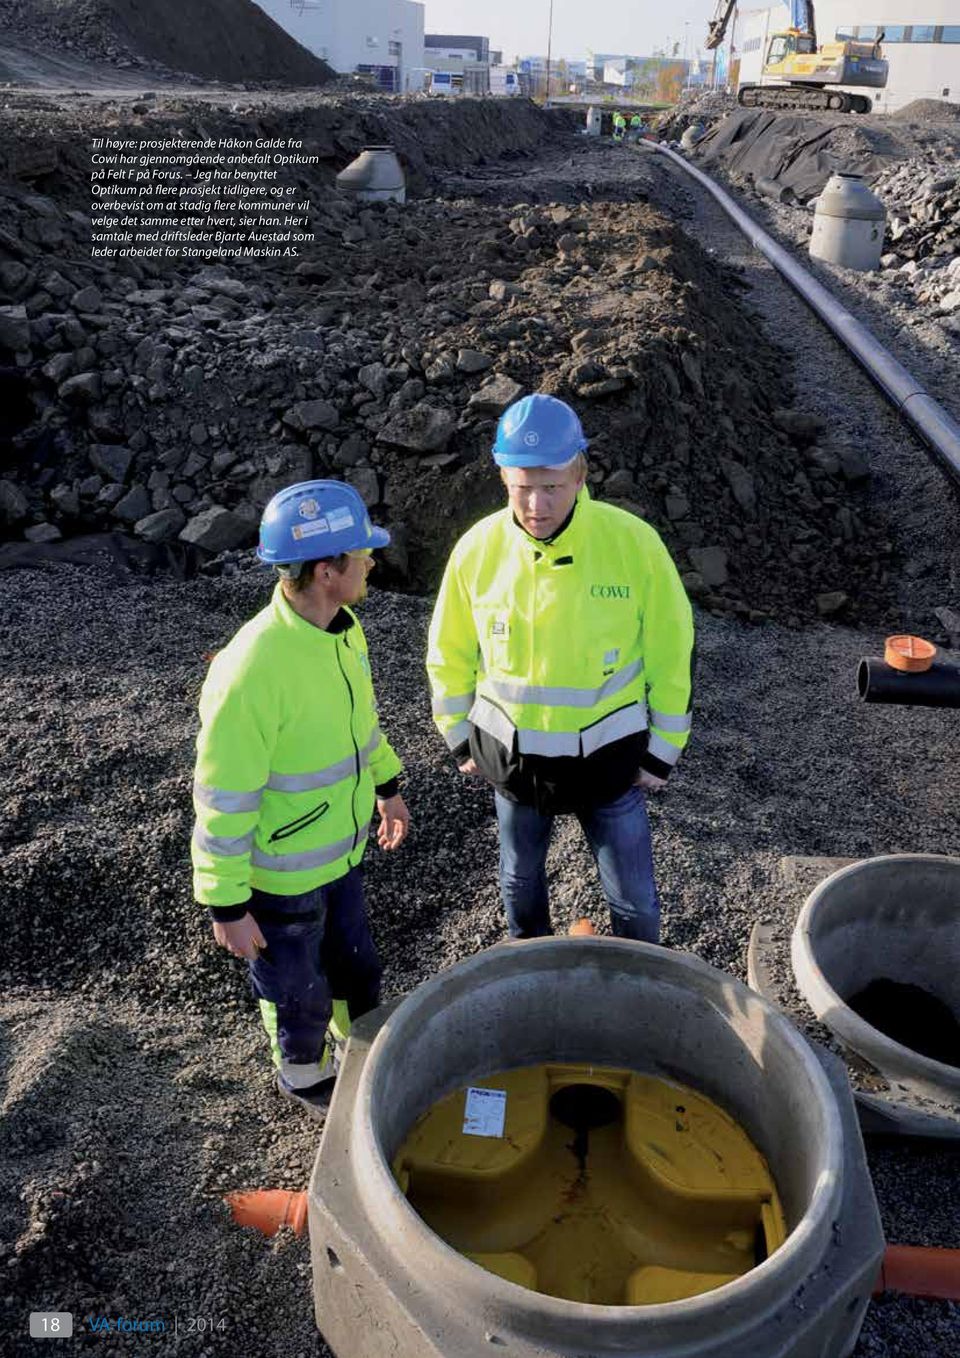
left=873, top=1245, right=960, bottom=1301
left=225, top=1189, right=308, bottom=1238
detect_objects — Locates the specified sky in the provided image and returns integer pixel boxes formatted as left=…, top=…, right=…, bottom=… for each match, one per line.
left=422, top=0, right=722, bottom=63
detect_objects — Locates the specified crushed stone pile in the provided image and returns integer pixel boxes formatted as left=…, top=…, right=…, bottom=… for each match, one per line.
left=0, top=98, right=893, bottom=625
left=0, top=0, right=334, bottom=84
left=654, top=88, right=738, bottom=142
left=871, top=157, right=960, bottom=336
left=891, top=98, right=960, bottom=124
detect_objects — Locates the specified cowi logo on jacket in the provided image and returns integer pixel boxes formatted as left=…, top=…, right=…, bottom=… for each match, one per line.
left=590, top=583, right=631, bottom=599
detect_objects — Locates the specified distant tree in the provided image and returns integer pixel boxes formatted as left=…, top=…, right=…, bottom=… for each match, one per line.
left=656, top=61, right=686, bottom=103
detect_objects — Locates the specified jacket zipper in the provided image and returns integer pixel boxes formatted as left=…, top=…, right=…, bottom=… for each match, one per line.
left=335, top=636, right=362, bottom=853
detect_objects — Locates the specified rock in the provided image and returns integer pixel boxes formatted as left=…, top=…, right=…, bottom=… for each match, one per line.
left=24, top=522, right=62, bottom=543
left=937, top=290, right=960, bottom=314
left=333, top=433, right=368, bottom=468
left=772, top=409, right=826, bottom=444
left=134, top=507, right=186, bottom=543
left=456, top=349, right=494, bottom=374
left=0, top=304, right=30, bottom=352
left=665, top=493, right=690, bottom=520
left=283, top=399, right=339, bottom=433
left=424, top=354, right=456, bottom=384
left=59, top=372, right=102, bottom=405
left=688, top=546, right=729, bottom=588
left=345, top=467, right=379, bottom=506
left=189, top=423, right=208, bottom=447
left=681, top=570, right=707, bottom=598
left=605, top=470, right=639, bottom=499
left=377, top=404, right=457, bottom=454
left=0, top=479, right=29, bottom=522
left=358, top=362, right=390, bottom=399
left=489, top=279, right=519, bottom=303
left=834, top=446, right=871, bottom=483
left=816, top=590, right=849, bottom=616
left=71, top=285, right=102, bottom=313
left=720, top=460, right=757, bottom=514
left=89, top=444, right=133, bottom=483
left=557, top=233, right=581, bottom=256
left=179, top=507, right=254, bottom=553
left=49, top=483, right=80, bottom=517
left=42, top=353, right=75, bottom=384
left=112, top=485, right=152, bottom=524
left=467, top=374, right=524, bottom=418
left=97, top=483, right=126, bottom=508
left=933, top=606, right=960, bottom=649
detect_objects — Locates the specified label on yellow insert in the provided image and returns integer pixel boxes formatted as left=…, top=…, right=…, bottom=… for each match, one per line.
left=463, top=1086, right=507, bottom=1138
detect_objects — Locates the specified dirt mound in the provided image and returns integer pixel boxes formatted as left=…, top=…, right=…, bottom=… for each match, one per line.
left=0, top=97, right=895, bottom=623
left=892, top=98, right=960, bottom=124
left=654, top=89, right=738, bottom=142
left=0, top=0, right=333, bottom=84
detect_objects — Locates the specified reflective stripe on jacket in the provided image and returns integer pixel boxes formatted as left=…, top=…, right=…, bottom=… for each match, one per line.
left=427, top=491, right=694, bottom=790
left=192, top=585, right=401, bottom=908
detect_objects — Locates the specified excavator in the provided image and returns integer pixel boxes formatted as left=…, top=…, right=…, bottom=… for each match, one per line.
left=706, top=0, right=888, bottom=113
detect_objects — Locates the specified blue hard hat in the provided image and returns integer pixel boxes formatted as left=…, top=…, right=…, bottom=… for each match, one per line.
left=257, top=480, right=390, bottom=565
left=492, top=395, right=589, bottom=469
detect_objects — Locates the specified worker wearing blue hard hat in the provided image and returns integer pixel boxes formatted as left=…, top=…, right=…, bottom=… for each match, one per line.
left=191, top=479, right=410, bottom=1121
left=428, top=395, right=694, bottom=943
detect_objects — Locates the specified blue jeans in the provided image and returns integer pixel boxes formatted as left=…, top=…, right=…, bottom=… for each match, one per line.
left=495, top=787, right=660, bottom=943
left=247, top=866, right=381, bottom=1092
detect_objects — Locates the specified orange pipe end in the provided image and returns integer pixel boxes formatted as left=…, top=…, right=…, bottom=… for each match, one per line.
left=568, top=918, right=597, bottom=936
left=874, top=1244, right=960, bottom=1301
left=884, top=634, right=937, bottom=673
left=225, top=1189, right=308, bottom=1238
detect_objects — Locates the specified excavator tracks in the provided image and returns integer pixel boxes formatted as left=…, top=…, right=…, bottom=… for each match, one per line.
left=738, top=84, right=872, bottom=114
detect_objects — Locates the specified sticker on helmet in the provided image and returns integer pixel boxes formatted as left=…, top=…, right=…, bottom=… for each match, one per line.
left=292, top=517, right=331, bottom=540
left=523, top=432, right=540, bottom=447
left=327, top=507, right=355, bottom=532
left=298, top=498, right=320, bottom=519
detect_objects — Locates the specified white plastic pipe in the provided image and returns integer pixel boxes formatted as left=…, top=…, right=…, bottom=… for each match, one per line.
left=650, top=142, right=960, bottom=486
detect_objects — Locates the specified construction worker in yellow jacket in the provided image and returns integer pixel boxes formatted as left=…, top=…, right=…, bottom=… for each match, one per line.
left=192, top=480, right=409, bottom=1120
left=427, top=395, right=693, bottom=942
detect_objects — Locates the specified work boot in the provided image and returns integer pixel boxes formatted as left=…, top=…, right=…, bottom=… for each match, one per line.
left=275, top=1036, right=341, bottom=1122
left=275, top=1072, right=335, bottom=1123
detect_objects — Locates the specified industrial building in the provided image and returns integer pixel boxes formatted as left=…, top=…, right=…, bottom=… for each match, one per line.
left=424, top=34, right=503, bottom=95
left=252, top=0, right=425, bottom=91
left=732, top=1, right=960, bottom=108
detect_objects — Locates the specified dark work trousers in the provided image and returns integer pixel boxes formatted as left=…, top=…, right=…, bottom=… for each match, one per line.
left=246, top=866, right=381, bottom=1093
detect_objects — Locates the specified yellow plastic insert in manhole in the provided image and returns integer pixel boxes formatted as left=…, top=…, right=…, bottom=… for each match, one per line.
left=393, top=1064, right=786, bottom=1306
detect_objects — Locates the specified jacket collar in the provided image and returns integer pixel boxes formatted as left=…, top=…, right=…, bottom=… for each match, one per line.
left=271, top=584, right=356, bottom=640
left=508, top=486, right=591, bottom=559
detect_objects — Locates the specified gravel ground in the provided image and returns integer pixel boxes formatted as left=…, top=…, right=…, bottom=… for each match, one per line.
left=1, top=549, right=958, bottom=1354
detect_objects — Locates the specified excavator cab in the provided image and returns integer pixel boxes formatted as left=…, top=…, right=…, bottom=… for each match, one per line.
left=764, top=29, right=816, bottom=72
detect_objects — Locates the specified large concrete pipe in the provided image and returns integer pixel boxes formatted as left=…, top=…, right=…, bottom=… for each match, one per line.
left=792, top=855, right=960, bottom=1108
left=308, top=939, right=883, bottom=1358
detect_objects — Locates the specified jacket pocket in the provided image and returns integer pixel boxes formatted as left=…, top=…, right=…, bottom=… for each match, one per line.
left=269, top=801, right=330, bottom=843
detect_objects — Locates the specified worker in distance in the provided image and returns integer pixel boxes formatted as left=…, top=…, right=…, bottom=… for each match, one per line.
left=191, top=481, right=410, bottom=1120
left=428, top=394, right=694, bottom=943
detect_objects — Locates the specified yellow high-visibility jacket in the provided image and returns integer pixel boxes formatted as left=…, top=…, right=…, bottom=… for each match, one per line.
left=192, top=586, right=401, bottom=912
left=427, top=491, right=694, bottom=810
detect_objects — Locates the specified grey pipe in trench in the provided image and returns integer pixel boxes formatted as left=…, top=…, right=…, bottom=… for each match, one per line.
left=645, top=141, right=960, bottom=488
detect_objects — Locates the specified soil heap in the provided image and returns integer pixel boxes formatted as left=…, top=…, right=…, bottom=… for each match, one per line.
left=0, top=0, right=334, bottom=84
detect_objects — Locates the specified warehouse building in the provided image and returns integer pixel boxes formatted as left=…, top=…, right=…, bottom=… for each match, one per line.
left=253, top=0, right=425, bottom=92
left=733, top=0, right=960, bottom=108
